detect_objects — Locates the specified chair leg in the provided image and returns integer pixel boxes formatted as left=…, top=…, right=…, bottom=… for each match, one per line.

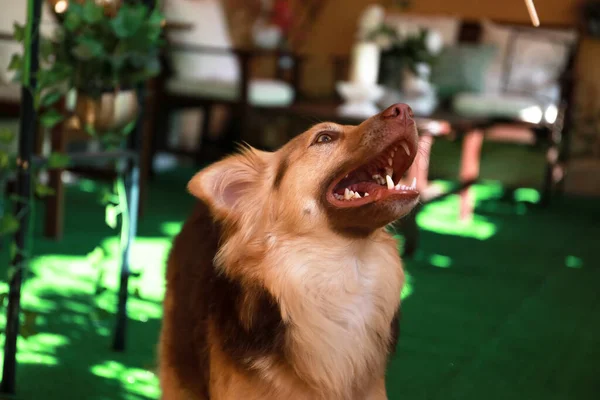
left=195, top=104, right=213, bottom=166
left=148, top=104, right=171, bottom=180
left=541, top=141, right=561, bottom=207
left=459, top=130, right=484, bottom=222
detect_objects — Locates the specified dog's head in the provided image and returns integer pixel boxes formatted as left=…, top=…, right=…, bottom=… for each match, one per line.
left=188, top=103, right=419, bottom=237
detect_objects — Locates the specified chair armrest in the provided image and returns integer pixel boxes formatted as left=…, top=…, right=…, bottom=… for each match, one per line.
left=0, top=32, right=14, bottom=43
left=165, top=43, right=305, bottom=63
left=165, top=43, right=307, bottom=103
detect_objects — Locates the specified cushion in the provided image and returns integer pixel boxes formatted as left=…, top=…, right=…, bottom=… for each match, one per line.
left=480, top=20, right=577, bottom=97
left=166, top=78, right=295, bottom=107
left=383, top=14, right=460, bottom=46
left=452, top=93, right=547, bottom=124
left=0, top=1, right=57, bottom=83
left=0, top=81, right=20, bottom=102
left=430, top=44, right=497, bottom=100
left=163, top=0, right=239, bottom=82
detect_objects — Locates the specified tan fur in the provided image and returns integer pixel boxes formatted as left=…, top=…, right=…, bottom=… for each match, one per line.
left=161, top=107, right=419, bottom=399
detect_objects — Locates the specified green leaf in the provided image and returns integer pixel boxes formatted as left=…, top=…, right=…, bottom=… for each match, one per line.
left=9, top=241, right=18, bottom=260
left=82, top=0, right=104, bottom=24
left=12, top=22, right=25, bottom=42
left=0, top=128, right=15, bottom=144
left=148, top=8, right=164, bottom=28
left=72, top=37, right=105, bottom=60
left=39, top=38, right=55, bottom=62
left=0, top=151, right=10, bottom=170
left=35, top=183, right=56, bottom=197
left=9, top=194, right=27, bottom=204
left=0, top=215, right=20, bottom=235
left=40, top=109, right=65, bottom=129
left=47, top=152, right=70, bottom=169
left=37, top=64, right=72, bottom=88
left=33, top=92, right=41, bottom=111
left=87, top=246, right=105, bottom=266
left=64, top=11, right=82, bottom=32
left=110, top=5, right=146, bottom=38
left=7, top=266, right=17, bottom=281
left=7, top=53, right=22, bottom=72
left=0, top=292, right=8, bottom=307
left=39, top=91, right=64, bottom=108
left=105, top=204, right=119, bottom=229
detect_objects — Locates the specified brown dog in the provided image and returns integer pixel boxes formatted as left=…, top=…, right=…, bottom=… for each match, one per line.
left=159, top=103, right=420, bottom=399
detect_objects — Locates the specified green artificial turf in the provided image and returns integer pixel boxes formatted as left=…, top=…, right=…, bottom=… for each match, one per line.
left=0, top=168, right=598, bottom=400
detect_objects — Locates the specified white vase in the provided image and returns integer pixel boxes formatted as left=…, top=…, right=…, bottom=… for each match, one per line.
left=252, top=21, right=282, bottom=49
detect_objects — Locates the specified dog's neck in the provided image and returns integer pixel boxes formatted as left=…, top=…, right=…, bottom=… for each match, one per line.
left=226, top=227, right=404, bottom=397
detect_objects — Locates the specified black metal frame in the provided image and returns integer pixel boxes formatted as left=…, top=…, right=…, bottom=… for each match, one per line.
left=0, top=0, right=42, bottom=394
left=0, top=0, right=149, bottom=395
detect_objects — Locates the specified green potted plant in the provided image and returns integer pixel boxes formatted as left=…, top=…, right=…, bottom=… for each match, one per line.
left=9, top=0, right=164, bottom=144
left=357, top=5, right=443, bottom=91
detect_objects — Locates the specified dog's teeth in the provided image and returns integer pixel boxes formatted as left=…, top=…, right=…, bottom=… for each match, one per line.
left=411, top=177, right=417, bottom=188
left=385, top=167, right=393, bottom=177
left=344, top=188, right=352, bottom=200
left=388, top=158, right=393, bottom=166
left=353, top=192, right=362, bottom=199
left=401, top=142, right=410, bottom=156
left=334, top=193, right=343, bottom=200
left=386, top=175, right=394, bottom=190
left=394, top=183, right=401, bottom=190
left=364, top=192, right=369, bottom=197
left=345, top=174, right=349, bottom=178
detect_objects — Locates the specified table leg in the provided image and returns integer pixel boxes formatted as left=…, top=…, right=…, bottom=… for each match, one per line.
left=459, top=130, right=484, bottom=221
left=406, top=135, right=434, bottom=195
left=400, top=135, right=434, bottom=257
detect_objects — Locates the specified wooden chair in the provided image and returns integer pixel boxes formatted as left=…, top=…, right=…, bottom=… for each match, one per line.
left=148, top=0, right=304, bottom=176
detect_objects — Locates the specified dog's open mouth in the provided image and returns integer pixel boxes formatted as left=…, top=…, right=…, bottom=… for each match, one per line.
left=327, top=139, right=418, bottom=208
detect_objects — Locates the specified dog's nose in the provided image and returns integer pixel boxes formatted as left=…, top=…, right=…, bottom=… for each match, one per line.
left=381, top=103, right=414, bottom=121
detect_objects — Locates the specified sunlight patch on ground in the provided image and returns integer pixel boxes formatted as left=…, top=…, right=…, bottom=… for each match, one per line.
left=514, top=187, right=541, bottom=204
left=417, top=209, right=497, bottom=240
left=565, top=255, right=583, bottom=269
left=0, top=333, right=70, bottom=376
left=417, top=180, right=501, bottom=240
left=160, top=221, right=183, bottom=237
left=428, top=254, right=453, bottom=268
left=401, top=271, right=413, bottom=300
left=91, top=360, right=160, bottom=399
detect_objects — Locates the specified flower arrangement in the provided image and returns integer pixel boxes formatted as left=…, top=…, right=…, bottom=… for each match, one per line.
left=357, top=5, right=443, bottom=77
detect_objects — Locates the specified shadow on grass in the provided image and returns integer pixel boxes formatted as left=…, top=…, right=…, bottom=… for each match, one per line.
left=0, top=168, right=197, bottom=399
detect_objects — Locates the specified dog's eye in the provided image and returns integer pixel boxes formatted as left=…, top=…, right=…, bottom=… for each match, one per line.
left=314, top=132, right=336, bottom=145
left=317, top=134, right=332, bottom=143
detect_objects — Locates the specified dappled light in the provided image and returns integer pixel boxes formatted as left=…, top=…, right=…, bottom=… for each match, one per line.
left=514, top=188, right=541, bottom=204
left=565, top=255, right=583, bottom=269
left=428, top=254, right=453, bottom=268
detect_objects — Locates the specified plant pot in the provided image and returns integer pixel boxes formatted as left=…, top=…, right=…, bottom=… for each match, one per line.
left=74, top=89, right=139, bottom=135
left=378, top=52, right=405, bottom=91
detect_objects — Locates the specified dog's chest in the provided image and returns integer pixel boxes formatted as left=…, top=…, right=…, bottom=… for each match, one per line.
left=270, top=238, right=403, bottom=393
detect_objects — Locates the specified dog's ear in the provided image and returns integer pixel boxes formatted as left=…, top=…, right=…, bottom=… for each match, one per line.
left=188, top=147, right=271, bottom=218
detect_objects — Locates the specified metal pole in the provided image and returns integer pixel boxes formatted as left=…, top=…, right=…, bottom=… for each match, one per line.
left=1, top=0, right=42, bottom=394
left=112, top=83, right=144, bottom=352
